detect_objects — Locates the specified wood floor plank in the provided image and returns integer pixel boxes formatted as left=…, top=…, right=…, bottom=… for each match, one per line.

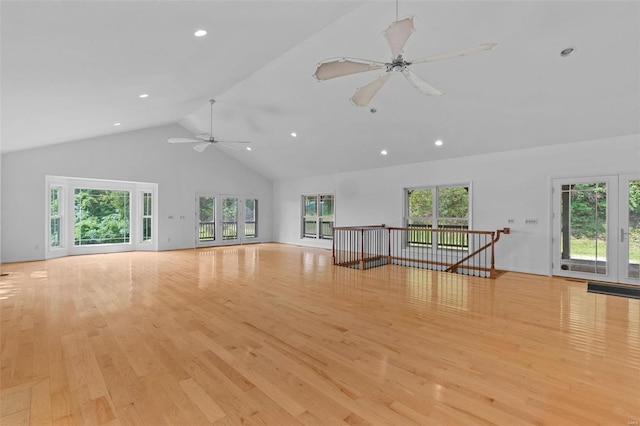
left=1, top=243, right=639, bottom=424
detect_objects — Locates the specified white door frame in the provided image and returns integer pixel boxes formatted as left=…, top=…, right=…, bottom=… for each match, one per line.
left=619, top=173, right=640, bottom=285
left=551, top=175, right=619, bottom=282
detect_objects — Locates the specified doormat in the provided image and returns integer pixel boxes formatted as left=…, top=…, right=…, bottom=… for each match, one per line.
left=587, top=282, right=640, bottom=299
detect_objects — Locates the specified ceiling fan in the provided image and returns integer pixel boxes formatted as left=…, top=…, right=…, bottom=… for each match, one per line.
left=167, top=99, right=250, bottom=152
left=313, top=15, right=497, bottom=106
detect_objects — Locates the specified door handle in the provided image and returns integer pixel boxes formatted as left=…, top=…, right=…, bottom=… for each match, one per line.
left=621, top=228, right=630, bottom=243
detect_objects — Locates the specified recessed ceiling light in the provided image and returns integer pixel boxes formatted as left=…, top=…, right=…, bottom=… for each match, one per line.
left=246, top=147, right=252, bottom=151
left=194, top=29, right=207, bottom=37
left=291, top=132, right=297, bottom=138
left=139, top=94, right=149, bottom=98
left=113, top=122, right=121, bottom=126
left=560, top=46, right=576, bottom=57
left=435, top=140, right=443, bottom=146
left=380, top=150, right=388, bottom=156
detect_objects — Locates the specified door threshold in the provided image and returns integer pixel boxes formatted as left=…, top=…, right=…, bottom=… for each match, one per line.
left=587, top=281, right=640, bottom=299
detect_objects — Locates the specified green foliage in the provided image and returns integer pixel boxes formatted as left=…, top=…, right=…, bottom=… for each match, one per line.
left=222, top=198, right=238, bottom=222
left=408, top=187, right=468, bottom=220
left=438, top=187, right=469, bottom=218
left=408, top=189, right=432, bottom=218
left=199, top=197, right=214, bottom=222
left=319, top=195, right=334, bottom=216
left=565, top=183, right=607, bottom=239
left=74, top=189, right=130, bottom=245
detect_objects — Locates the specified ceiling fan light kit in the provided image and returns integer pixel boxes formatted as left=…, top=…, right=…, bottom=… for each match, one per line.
left=313, top=14, right=497, bottom=106
left=167, top=99, right=250, bottom=152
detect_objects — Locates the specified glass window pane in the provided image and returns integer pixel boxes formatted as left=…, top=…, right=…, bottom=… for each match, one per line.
left=437, top=219, right=469, bottom=249
left=408, top=189, right=433, bottom=219
left=560, top=182, right=608, bottom=275
left=304, top=196, right=317, bottom=217
left=438, top=186, right=469, bottom=219
left=141, top=192, right=152, bottom=242
left=222, top=198, right=238, bottom=240
left=245, top=199, right=256, bottom=222
left=320, top=195, right=334, bottom=216
left=50, top=187, right=59, bottom=216
left=198, top=196, right=215, bottom=242
left=74, top=189, right=131, bottom=246
left=143, top=217, right=152, bottom=242
left=143, top=192, right=152, bottom=216
left=199, top=197, right=214, bottom=222
left=303, top=220, right=317, bottom=238
left=50, top=187, right=61, bottom=248
left=50, top=218, right=61, bottom=247
left=245, top=199, right=257, bottom=238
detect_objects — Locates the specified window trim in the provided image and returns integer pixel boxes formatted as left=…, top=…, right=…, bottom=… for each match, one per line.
left=404, top=183, right=472, bottom=250
left=301, top=193, right=335, bottom=240
left=140, top=191, right=153, bottom=244
left=195, top=193, right=261, bottom=246
left=244, top=198, right=258, bottom=239
left=45, top=176, right=158, bottom=258
left=48, top=184, right=65, bottom=252
left=196, top=194, right=217, bottom=245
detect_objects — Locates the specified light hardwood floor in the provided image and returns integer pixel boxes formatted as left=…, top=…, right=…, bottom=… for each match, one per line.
left=1, top=243, right=639, bottom=425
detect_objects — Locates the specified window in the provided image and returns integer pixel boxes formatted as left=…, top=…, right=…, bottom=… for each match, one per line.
left=198, top=196, right=216, bottom=242
left=74, top=189, right=131, bottom=246
left=50, top=186, right=62, bottom=248
left=245, top=199, right=258, bottom=238
left=302, top=194, right=334, bottom=240
left=142, top=192, right=153, bottom=242
left=196, top=195, right=259, bottom=244
left=405, top=185, right=470, bottom=248
left=222, top=197, right=238, bottom=240
left=46, top=176, right=157, bottom=257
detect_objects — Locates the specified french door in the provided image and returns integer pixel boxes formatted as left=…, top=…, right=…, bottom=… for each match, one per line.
left=552, top=174, right=640, bottom=285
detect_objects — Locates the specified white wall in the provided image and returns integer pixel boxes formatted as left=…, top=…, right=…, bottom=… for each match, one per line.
left=1, top=123, right=273, bottom=263
left=274, top=134, right=640, bottom=275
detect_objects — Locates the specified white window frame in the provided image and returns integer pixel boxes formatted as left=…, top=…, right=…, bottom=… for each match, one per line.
left=47, top=184, right=65, bottom=255
left=244, top=198, right=258, bottom=239
left=404, top=183, right=472, bottom=251
left=139, top=191, right=154, bottom=245
left=195, top=193, right=261, bottom=246
left=301, top=193, right=335, bottom=240
left=45, top=176, right=158, bottom=258
left=196, top=194, right=217, bottom=246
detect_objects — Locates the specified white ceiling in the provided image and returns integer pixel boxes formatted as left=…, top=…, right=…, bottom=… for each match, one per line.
left=2, top=1, right=639, bottom=180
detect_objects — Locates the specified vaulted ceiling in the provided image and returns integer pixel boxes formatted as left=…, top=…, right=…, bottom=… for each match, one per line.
left=2, top=1, right=638, bottom=180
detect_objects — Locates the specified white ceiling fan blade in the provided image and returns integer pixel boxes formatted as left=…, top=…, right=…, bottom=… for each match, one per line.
left=383, top=16, right=415, bottom=59
left=217, top=140, right=250, bottom=144
left=411, top=43, right=498, bottom=64
left=193, top=142, right=211, bottom=152
left=402, top=69, right=444, bottom=96
left=218, top=143, right=245, bottom=152
left=168, top=137, right=201, bottom=144
left=350, top=73, right=392, bottom=107
left=196, top=133, right=211, bottom=141
left=314, top=58, right=385, bottom=81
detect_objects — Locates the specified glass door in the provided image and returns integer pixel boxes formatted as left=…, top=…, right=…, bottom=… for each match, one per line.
left=553, top=174, right=640, bottom=285
left=552, top=176, right=618, bottom=282
left=619, top=174, right=640, bottom=285
left=196, top=195, right=216, bottom=245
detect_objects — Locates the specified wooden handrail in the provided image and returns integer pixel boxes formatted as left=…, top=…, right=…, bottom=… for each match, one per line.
left=332, top=225, right=510, bottom=278
left=441, top=227, right=510, bottom=277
